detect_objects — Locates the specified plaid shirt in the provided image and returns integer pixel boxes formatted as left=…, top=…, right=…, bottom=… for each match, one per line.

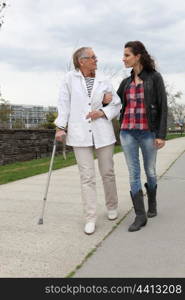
left=121, top=81, right=149, bottom=130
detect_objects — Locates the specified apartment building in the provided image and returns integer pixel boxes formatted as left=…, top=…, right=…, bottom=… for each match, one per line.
left=9, top=104, right=57, bottom=128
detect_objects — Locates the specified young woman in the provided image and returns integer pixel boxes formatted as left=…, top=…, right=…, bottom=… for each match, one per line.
left=117, top=41, right=167, bottom=232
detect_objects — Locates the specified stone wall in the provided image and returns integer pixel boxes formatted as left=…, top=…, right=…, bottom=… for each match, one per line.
left=0, top=129, right=69, bottom=165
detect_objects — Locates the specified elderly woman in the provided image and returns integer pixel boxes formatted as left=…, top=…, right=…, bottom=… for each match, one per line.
left=55, top=47, right=121, bottom=234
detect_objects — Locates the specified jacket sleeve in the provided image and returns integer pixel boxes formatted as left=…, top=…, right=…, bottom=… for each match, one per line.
left=54, top=76, right=71, bottom=129
left=117, top=81, right=124, bottom=102
left=116, top=79, right=127, bottom=122
left=154, top=72, right=168, bottom=139
left=100, top=83, right=122, bottom=121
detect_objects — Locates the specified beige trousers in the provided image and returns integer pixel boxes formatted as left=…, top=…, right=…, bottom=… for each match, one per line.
left=73, top=144, right=118, bottom=222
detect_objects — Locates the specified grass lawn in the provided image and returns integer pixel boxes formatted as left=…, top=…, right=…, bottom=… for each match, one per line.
left=165, top=133, right=185, bottom=140
left=0, top=133, right=184, bottom=185
left=0, top=151, right=76, bottom=185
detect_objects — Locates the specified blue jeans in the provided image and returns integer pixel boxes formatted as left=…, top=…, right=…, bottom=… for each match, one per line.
left=120, top=130, right=157, bottom=196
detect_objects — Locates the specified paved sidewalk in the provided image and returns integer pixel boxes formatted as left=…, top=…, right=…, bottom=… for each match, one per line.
left=75, top=150, right=185, bottom=277
left=0, top=138, right=185, bottom=277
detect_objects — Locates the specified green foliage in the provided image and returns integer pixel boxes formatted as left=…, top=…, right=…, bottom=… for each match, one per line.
left=41, top=111, right=57, bottom=129
left=12, top=119, right=26, bottom=129
left=0, top=97, right=12, bottom=128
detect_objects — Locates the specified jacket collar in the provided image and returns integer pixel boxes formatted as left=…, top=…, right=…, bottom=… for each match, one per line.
left=130, top=69, right=154, bottom=80
left=73, top=69, right=105, bottom=82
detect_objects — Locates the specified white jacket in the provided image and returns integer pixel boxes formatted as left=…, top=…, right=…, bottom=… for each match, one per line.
left=54, top=70, right=121, bottom=149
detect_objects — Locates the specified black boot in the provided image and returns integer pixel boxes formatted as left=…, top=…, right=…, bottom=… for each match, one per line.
left=144, top=183, right=157, bottom=218
left=128, top=190, right=147, bottom=232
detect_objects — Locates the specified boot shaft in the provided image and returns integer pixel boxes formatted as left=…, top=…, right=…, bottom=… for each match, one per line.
left=130, top=190, right=146, bottom=216
left=129, top=190, right=147, bottom=232
left=144, top=183, right=157, bottom=201
left=144, top=183, right=157, bottom=217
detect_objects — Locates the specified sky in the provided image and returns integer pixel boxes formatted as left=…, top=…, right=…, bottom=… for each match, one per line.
left=0, top=0, right=185, bottom=107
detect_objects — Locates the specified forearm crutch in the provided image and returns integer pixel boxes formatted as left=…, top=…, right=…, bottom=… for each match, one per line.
left=38, top=139, right=57, bottom=225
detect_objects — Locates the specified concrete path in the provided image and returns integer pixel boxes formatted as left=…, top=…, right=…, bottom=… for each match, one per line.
left=0, top=138, right=185, bottom=277
left=75, top=150, right=185, bottom=278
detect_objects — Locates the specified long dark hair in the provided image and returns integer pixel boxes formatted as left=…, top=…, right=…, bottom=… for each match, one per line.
left=125, top=41, right=156, bottom=72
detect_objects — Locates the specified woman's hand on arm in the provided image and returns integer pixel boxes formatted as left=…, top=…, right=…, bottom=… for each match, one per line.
left=86, top=110, right=105, bottom=120
left=102, top=92, right=112, bottom=105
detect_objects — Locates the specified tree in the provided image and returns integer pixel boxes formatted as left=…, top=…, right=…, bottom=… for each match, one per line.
left=166, top=85, right=184, bottom=131
left=166, top=86, right=182, bottom=107
left=12, top=118, right=26, bottom=129
left=0, top=96, right=12, bottom=128
left=0, top=1, right=7, bottom=29
left=172, top=103, right=185, bottom=133
left=41, top=111, right=57, bottom=129
left=167, top=107, right=176, bottom=130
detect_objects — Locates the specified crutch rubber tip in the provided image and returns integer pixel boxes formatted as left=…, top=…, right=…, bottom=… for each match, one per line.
left=38, top=218, right=43, bottom=225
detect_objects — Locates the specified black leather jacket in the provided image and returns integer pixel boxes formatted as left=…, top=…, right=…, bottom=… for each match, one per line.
left=117, top=69, right=168, bottom=139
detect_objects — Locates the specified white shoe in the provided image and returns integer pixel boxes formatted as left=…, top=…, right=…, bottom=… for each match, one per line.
left=107, top=209, right=118, bottom=220
left=84, top=222, right=95, bottom=235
